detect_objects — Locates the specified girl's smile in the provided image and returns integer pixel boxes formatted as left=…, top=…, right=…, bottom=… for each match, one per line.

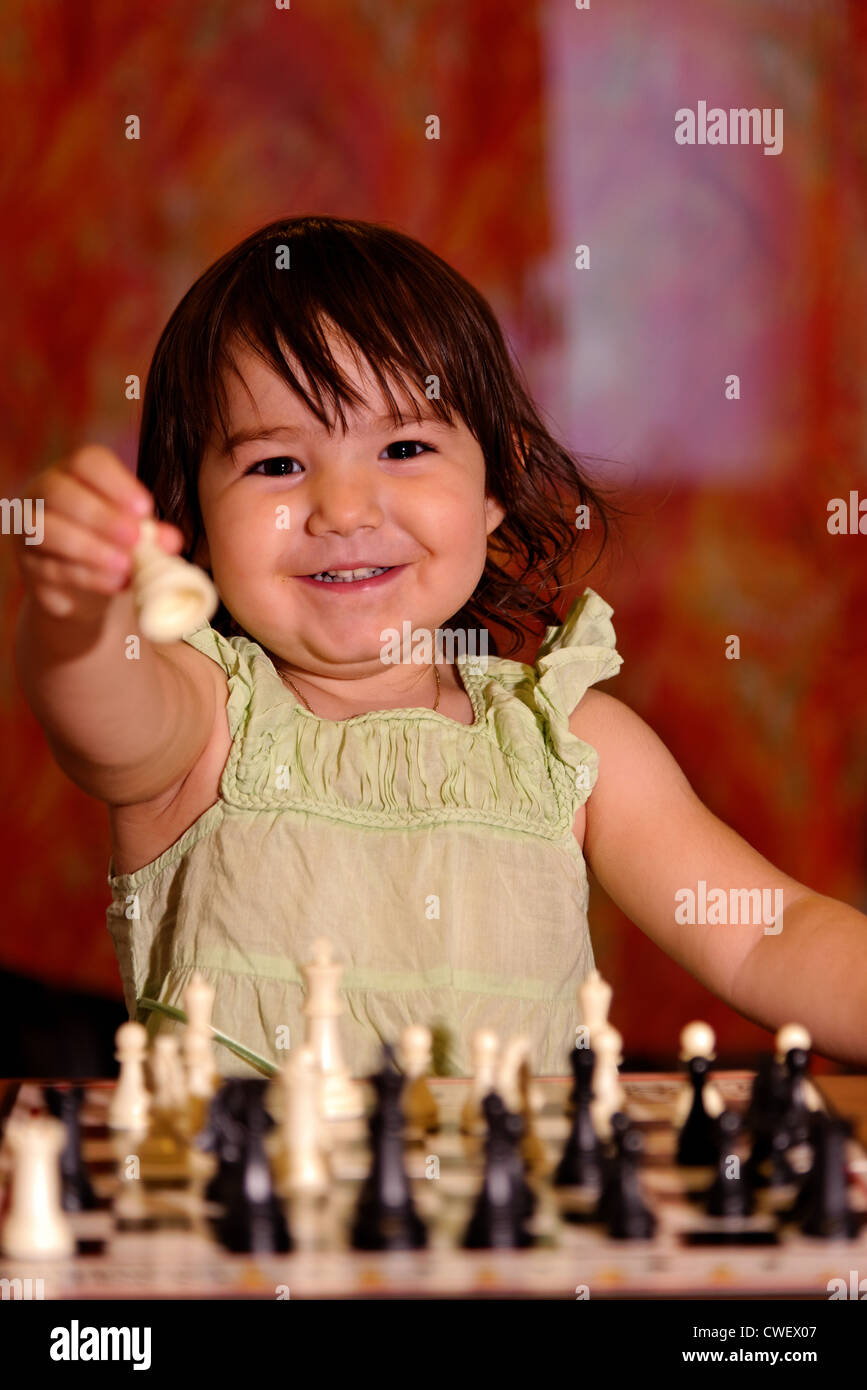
left=293, top=562, right=408, bottom=592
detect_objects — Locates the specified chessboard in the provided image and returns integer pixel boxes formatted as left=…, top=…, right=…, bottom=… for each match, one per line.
left=2, top=1071, right=866, bottom=1299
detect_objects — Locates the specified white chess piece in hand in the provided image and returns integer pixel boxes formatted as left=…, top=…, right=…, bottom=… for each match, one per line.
left=132, top=518, right=218, bottom=642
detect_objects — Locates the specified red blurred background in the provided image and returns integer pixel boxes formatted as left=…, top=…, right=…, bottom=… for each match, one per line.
left=2, top=0, right=865, bottom=1073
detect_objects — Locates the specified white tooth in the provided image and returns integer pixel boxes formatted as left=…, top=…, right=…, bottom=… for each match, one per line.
left=313, top=566, right=387, bottom=581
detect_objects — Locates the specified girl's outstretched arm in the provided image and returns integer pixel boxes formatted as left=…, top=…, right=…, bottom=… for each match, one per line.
left=14, top=446, right=222, bottom=809
left=571, top=689, right=867, bottom=1066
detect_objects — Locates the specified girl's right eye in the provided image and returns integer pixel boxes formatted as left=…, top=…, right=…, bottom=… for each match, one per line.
left=244, top=456, right=300, bottom=477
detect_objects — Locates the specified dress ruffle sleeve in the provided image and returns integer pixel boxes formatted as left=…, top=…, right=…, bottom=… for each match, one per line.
left=532, top=588, right=623, bottom=807
left=181, top=623, right=255, bottom=742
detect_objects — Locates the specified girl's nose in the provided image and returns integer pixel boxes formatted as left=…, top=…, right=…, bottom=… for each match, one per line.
left=305, top=477, right=385, bottom=533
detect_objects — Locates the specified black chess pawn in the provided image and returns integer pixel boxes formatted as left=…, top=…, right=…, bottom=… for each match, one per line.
left=704, top=1110, right=754, bottom=1217
left=594, top=1112, right=656, bottom=1240
left=350, top=1044, right=428, bottom=1251
left=213, top=1080, right=292, bottom=1254
left=745, top=1053, right=780, bottom=1134
left=472, top=1089, right=537, bottom=1220
left=199, top=1079, right=252, bottom=1206
left=781, top=1047, right=813, bottom=1146
left=764, top=1123, right=799, bottom=1189
left=593, top=1111, right=627, bottom=1227
left=676, top=1056, right=718, bottom=1166
left=553, top=1045, right=603, bottom=1189
left=745, top=1060, right=798, bottom=1189
left=463, top=1092, right=535, bottom=1249
left=498, top=1094, right=537, bottom=1221
left=786, top=1107, right=823, bottom=1222
left=44, top=1085, right=97, bottom=1211
left=798, top=1113, right=859, bottom=1240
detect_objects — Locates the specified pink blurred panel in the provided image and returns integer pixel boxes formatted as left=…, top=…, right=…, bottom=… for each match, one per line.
left=537, top=0, right=831, bottom=477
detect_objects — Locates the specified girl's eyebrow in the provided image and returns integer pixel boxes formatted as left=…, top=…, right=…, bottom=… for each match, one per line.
left=221, top=407, right=454, bottom=454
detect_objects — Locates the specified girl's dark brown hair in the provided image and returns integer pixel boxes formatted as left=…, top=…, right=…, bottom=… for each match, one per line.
left=137, top=215, right=624, bottom=657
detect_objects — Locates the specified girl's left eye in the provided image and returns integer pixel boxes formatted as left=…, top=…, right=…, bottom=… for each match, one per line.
left=245, top=457, right=299, bottom=477
left=383, top=440, right=432, bottom=460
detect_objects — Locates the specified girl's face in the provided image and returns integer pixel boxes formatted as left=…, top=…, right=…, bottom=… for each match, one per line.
left=195, top=334, right=506, bottom=680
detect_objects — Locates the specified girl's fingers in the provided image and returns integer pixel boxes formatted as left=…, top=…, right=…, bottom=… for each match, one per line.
left=19, top=550, right=131, bottom=594
left=23, top=509, right=137, bottom=573
left=16, top=447, right=195, bottom=626
left=42, top=470, right=149, bottom=550
left=63, top=445, right=154, bottom=519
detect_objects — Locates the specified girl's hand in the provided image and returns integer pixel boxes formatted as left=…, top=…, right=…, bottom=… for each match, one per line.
left=14, top=444, right=186, bottom=621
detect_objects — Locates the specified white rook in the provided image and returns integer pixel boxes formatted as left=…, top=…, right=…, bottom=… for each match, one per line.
left=0, top=1116, right=75, bottom=1258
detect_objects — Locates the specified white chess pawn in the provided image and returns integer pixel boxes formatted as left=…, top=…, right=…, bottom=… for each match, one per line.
left=496, top=1035, right=526, bottom=1113
left=136, top=1038, right=191, bottom=1183
left=495, top=1034, right=547, bottom=1173
left=180, top=974, right=218, bottom=1136
left=398, top=1025, right=439, bottom=1135
left=460, top=1028, right=499, bottom=1135
left=132, top=517, right=218, bottom=643
left=0, top=1116, right=75, bottom=1258
left=399, top=1024, right=432, bottom=1079
left=496, top=1035, right=545, bottom=1116
left=673, top=1020, right=725, bottom=1128
left=578, top=967, right=612, bottom=1043
left=109, top=1020, right=151, bottom=1132
left=280, top=1045, right=330, bottom=1195
left=775, top=1022, right=811, bottom=1056
left=150, top=1034, right=188, bottom=1113
left=182, top=973, right=218, bottom=1095
left=589, top=1023, right=626, bottom=1142
left=775, top=1023, right=824, bottom=1111
left=301, top=938, right=364, bottom=1119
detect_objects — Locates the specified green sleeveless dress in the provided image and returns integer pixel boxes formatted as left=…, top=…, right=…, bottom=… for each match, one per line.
left=105, top=587, right=622, bottom=1077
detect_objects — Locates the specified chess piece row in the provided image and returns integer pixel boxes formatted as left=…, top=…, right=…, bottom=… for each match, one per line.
left=0, top=943, right=364, bottom=1259
left=0, top=952, right=855, bottom=1258
left=204, top=1045, right=539, bottom=1255
left=552, top=1008, right=857, bottom=1242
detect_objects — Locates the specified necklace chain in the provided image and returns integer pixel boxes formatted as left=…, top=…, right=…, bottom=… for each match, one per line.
left=282, top=663, right=441, bottom=715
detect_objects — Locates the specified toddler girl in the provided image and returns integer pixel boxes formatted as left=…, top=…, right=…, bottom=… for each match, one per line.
left=15, top=216, right=867, bottom=1075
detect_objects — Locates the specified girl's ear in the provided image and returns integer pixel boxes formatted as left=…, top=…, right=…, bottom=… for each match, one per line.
left=484, top=493, right=507, bottom=536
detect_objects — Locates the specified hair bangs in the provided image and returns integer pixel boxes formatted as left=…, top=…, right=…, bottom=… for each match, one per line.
left=208, top=229, right=470, bottom=455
